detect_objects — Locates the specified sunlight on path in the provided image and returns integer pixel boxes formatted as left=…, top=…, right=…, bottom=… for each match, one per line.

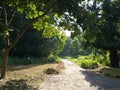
left=38, top=59, right=120, bottom=90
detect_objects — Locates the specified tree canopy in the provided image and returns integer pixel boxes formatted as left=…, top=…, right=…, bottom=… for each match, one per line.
left=75, top=0, right=120, bottom=67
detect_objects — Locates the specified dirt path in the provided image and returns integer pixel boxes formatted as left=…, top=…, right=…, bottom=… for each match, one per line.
left=38, top=59, right=120, bottom=90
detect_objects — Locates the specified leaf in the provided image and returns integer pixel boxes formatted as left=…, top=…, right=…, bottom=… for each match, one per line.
left=39, top=11, right=43, bottom=16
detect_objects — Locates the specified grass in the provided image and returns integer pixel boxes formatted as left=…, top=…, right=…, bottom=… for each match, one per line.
left=0, top=56, right=64, bottom=90
left=0, top=64, right=54, bottom=87
left=0, top=62, right=64, bottom=90
left=98, top=66, right=120, bottom=79
left=8, top=56, right=61, bottom=66
left=0, top=56, right=61, bottom=66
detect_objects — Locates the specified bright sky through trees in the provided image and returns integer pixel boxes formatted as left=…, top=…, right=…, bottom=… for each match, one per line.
left=65, top=30, right=71, bottom=36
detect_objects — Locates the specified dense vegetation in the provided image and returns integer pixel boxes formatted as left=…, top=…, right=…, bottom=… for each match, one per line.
left=60, top=35, right=92, bottom=57
left=62, top=36, right=109, bottom=69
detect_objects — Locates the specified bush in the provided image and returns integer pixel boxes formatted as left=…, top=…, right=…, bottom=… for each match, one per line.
left=68, top=55, right=99, bottom=69
left=66, top=54, right=110, bottom=69
left=0, top=56, right=61, bottom=66
left=97, top=56, right=110, bottom=66
left=48, top=56, right=61, bottom=63
left=80, top=60, right=98, bottom=69
left=64, top=56, right=73, bottom=60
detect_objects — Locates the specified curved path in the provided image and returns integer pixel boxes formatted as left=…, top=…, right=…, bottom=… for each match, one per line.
left=39, top=59, right=120, bottom=90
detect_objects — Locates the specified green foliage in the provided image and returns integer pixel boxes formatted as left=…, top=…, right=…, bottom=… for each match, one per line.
left=74, top=55, right=98, bottom=69
left=60, top=35, right=92, bottom=57
left=68, top=51, right=110, bottom=69
left=10, top=28, right=65, bottom=58
left=3, top=6, right=66, bottom=58
left=73, top=0, right=120, bottom=67
left=0, top=0, right=87, bottom=78
left=91, top=50, right=110, bottom=66
left=64, top=56, right=73, bottom=60
left=97, top=55, right=110, bottom=66
left=76, top=0, right=120, bottom=50
left=0, top=56, right=61, bottom=67
left=79, top=59, right=98, bottom=69
left=33, top=15, right=60, bottom=38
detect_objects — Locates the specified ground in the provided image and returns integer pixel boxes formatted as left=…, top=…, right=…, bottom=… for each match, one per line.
left=0, top=63, right=60, bottom=90
left=0, top=59, right=120, bottom=90
left=38, top=59, right=120, bottom=90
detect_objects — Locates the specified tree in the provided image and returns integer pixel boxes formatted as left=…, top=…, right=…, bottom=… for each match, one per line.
left=10, top=29, right=66, bottom=58
left=76, top=0, right=120, bottom=67
left=0, top=0, right=83, bottom=78
left=60, top=35, right=91, bottom=56
left=9, top=12, right=65, bottom=58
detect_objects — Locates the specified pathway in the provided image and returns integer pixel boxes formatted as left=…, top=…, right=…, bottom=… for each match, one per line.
left=38, top=59, right=120, bottom=90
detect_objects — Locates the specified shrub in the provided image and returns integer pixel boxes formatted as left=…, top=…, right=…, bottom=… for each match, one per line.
left=80, top=60, right=98, bottom=69
left=0, top=56, right=61, bottom=66
left=64, top=56, right=72, bottom=60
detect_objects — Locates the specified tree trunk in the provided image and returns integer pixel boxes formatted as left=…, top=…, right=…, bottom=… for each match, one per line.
left=0, top=48, right=10, bottom=79
left=109, top=49, right=119, bottom=68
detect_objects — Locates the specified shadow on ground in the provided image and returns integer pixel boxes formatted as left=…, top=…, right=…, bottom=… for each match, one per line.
left=0, top=79, right=38, bottom=90
left=81, top=70, right=120, bottom=90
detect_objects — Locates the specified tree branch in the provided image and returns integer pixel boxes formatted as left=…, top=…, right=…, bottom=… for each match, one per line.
left=9, top=1, right=58, bottom=50
left=9, top=12, right=49, bottom=50
left=8, top=9, right=16, bottom=25
left=2, top=1, right=8, bottom=26
left=2, top=1, right=10, bottom=47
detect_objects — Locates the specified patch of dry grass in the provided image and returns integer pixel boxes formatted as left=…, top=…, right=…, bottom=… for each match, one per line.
left=0, top=62, right=65, bottom=89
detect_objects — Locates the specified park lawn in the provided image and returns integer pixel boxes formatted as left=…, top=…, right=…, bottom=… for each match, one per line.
left=0, top=62, right=64, bottom=89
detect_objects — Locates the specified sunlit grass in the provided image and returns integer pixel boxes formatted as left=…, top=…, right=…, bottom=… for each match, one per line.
left=99, top=66, right=120, bottom=79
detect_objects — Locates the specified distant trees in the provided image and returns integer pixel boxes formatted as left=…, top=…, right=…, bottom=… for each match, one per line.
left=61, top=35, right=91, bottom=57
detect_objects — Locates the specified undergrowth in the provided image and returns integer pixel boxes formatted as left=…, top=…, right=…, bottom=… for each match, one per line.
left=0, top=56, right=61, bottom=67
left=65, top=54, right=110, bottom=69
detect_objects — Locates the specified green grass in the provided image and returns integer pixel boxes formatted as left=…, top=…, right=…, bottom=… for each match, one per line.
left=0, top=56, right=62, bottom=67
left=99, top=67, right=120, bottom=78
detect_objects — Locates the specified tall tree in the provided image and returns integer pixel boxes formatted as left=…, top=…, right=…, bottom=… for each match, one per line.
left=76, top=0, right=120, bottom=67
left=0, top=0, right=83, bottom=78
